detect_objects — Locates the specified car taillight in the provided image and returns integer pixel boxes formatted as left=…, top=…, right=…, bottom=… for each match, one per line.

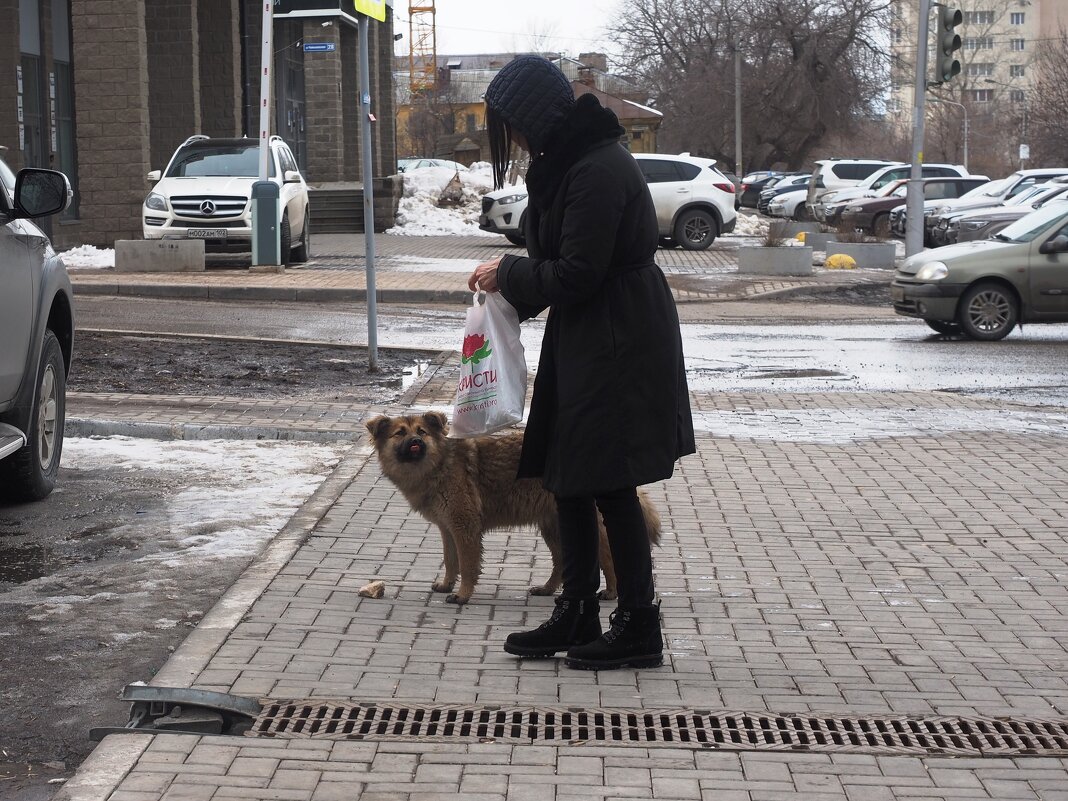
left=741, top=183, right=751, bottom=191
left=714, top=183, right=734, bottom=194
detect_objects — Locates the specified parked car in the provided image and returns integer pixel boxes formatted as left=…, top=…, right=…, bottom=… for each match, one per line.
left=839, top=176, right=988, bottom=236
left=889, top=179, right=998, bottom=239
left=892, top=202, right=1068, bottom=340
left=757, top=174, right=810, bottom=216
left=719, top=171, right=742, bottom=209
left=633, top=153, right=737, bottom=249
left=738, top=171, right=784, bottom=208
left=950, top=180, right=1068, bottom=243
left=813, top=163, right=970, bottom=226
left=0, top=151, right=75, bottom=501
left=479, top=185, right=528, bottom=246
left=766, top=187, right=811, bottom=221
left=805, top=158, right=901, bottom=217
left=925, top=168, right=1068, bottom=247
left=143, top=135, right=311, bottom=264
left=480, top=153, right=736, bottom=251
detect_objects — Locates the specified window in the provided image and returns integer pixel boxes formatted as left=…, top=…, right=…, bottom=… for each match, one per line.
left=963, top=37, right=994, bottom=50
left=966, top=63, right=994, bottom=76
left=964, top=10, right=995, bottom=24
left=887, top=98, right=902, bottom=113
left=969, top=89, right=993, bottom=102
left=1010, top=90, right=1026, bottom=103
left=1010, top=65, right=1026, bottom=77
left=1010, top=12, right=1025, bottom=24
left=675, top=161, right=701, bottom=181
left=639, top=160, right=681, bottom=183
left=1011, top=38, right=1026, bottom=51
left=891, top=27, right=903, bottom=44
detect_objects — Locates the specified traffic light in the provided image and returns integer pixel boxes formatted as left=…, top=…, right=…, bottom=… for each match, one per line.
left=937, top=5, right=963, bottom=83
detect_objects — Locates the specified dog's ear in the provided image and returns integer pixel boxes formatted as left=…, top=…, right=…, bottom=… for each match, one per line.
left=365, top=415, right=392, bottom=440
left=423, top=410, right=448, bottom=433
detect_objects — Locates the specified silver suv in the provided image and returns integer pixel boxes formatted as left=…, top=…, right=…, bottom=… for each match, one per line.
left=0, top=151, right=75, bottom=501
left=143, top=135, right=311, bottom=264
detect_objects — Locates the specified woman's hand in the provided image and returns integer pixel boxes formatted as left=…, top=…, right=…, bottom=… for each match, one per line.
left=468, top=256, right=503, bottom=293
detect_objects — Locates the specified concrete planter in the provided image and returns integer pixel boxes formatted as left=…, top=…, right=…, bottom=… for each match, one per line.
left=738, top=246, right=814, bottom=276
left=826, top=241, right=897, bottom=270
left=804, top=232, right=838, bottom=252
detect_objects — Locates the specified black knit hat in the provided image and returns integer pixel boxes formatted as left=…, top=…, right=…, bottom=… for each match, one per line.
left=484, top=55, right=575, bottom=153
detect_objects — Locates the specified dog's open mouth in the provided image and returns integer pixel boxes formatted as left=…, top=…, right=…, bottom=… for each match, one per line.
left=398, top=438, right=427, bottom=462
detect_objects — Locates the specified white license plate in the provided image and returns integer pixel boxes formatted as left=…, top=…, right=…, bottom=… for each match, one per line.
left=188, top=229, right=227, bottom=239
left=891, top=285, right=905, bottom=301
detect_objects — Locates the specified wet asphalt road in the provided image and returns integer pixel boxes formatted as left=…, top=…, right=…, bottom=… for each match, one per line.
left=76, top=296, right=1068, bottom=407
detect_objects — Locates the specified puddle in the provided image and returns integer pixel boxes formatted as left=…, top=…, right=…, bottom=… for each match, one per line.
left=402, top=359, right=432, bottom=390
left=0, top=542, right=79, bottom=585
left=745, top=368, right=844, bottom=379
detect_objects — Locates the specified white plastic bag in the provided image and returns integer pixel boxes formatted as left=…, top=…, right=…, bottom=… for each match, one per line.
left=449, top=290, right=527, bottom=438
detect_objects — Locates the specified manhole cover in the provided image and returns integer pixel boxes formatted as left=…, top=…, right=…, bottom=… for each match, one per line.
left=250, top=703, right=1068, bottom=756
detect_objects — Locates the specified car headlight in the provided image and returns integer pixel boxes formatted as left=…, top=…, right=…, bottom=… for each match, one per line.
left=145, top=192, right=168, bottom=211
left=915, top=261, right=948, bottom=281
left=496, top=193, right=526, bottom=205
left=961, top=220, right=989, bottom=230
left=845, top=205, right=864, bottom=212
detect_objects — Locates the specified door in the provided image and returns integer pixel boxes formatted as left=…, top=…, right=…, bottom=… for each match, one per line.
left=0, top=209, right=34, bottom=405
left=1030, top=221, right=1068, bottom=316
left=637, top=159, right=690, bottom=233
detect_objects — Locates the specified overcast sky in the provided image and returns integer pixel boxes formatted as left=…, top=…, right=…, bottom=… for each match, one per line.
left=393, top=1, right=620, bottom=59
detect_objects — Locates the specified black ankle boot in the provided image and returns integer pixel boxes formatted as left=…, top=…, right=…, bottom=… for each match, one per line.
left=564, top=603, right=663, bottom=670
left=504, top=597, right=601, bottom=658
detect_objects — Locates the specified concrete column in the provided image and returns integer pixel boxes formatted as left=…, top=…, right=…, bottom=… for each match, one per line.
left=146, top=0, right=201, bottom=170
left=71, top=0, right=151, bottom=246
left=0, top=0, right=23, bottom=169
left=197, top=0, right=241, bottom=137
left=302, top=19, right=344, bottom=184
left=340, top=22, right=359, bottom=181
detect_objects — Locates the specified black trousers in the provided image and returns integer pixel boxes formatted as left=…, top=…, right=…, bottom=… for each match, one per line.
left=556, top=487, right=655, bottom=608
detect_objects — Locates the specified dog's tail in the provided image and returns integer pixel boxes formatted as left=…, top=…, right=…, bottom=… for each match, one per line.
left=639, top=493, right=662, bottom=547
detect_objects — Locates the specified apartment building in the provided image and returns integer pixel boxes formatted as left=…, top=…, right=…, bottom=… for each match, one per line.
left=2, top=0, right=397, bottom=249
left=889, top=0, right=1068, bottom=110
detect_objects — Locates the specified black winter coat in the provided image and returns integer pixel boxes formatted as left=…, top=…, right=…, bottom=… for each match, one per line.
left=497, top=97, right=696, bottom=497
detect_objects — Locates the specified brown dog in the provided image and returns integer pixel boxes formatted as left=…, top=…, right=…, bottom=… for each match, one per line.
left=364, top=412, right=661, bottom=605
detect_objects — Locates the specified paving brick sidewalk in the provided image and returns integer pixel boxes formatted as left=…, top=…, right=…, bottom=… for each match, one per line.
left=56, top=372, right=1068, bottom=799
left=68, top=233, right=891, bottom=306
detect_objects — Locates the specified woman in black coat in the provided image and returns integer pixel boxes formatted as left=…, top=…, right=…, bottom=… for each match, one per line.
left=468, top=56, right=695, bottom=670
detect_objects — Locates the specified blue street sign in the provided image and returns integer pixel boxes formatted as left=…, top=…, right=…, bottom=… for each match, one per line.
left=303, top=42, right=336, bottom=52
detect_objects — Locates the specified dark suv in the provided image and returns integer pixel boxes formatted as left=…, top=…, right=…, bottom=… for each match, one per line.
left=0, top=151, right=75, bottom=501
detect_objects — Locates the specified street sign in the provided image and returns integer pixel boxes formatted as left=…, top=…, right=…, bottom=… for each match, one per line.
left=1019, top=144, right=1030, bottom=160
left=303, top=42, right=336, bottom=52
left=354, top=0, right=386, bottom=21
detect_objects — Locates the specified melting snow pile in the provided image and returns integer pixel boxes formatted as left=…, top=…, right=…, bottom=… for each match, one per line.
left=58, top=244, right=115, bottom=269
left=388, top=162, right=512, bottom=237
left=732, top=214, right=770, bottom=238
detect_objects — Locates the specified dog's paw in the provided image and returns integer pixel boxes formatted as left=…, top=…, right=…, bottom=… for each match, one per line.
left=432, top=580, right=455, bottom=593
left=528, top=585, right=555, bottom=596
left=445, top=593, right=469, bottom=605
left=597, top=588, right=618, bottom=601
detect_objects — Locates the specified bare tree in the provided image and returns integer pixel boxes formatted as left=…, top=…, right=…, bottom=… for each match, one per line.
left=609, top=0, right=891, bottom=170
left=1029, top=29, right=1068, bottom=165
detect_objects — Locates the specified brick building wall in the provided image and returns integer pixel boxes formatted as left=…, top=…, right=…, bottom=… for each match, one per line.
left=0, top=0, right=23, bottom=169
left=197, top=0, right=242, bottom=138
left=146, top=0, right=201, bottom=171
left=302, top=20, right=345, bottom=184
left=69, top=0, right=152, bottom=247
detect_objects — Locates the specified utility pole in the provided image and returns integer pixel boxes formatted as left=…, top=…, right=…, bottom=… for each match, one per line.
left=359, top=13, right=379, bottom=371
left=905, top=0, right=932, bottom=258
left=734, top=39, right=742, bottom=179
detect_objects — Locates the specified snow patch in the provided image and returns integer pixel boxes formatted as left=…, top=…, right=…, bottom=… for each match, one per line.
left=387, top=162, right=501, bottom=237
left=59, top=245, right=115, bottom=269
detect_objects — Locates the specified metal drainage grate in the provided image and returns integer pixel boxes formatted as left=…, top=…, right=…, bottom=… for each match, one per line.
left=251, top=703, right=1068, bottom=756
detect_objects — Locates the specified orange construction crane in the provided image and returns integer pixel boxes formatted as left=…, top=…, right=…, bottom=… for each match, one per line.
left=408, top=1, right=436, bottom=94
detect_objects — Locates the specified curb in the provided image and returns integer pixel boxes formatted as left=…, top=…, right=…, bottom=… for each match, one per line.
left=72, top=282, right=472, bottom=305
left=65, top=417, right=360, bottom=443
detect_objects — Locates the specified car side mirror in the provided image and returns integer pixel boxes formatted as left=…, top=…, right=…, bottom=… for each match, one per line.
left=14, top=168, right=71, bottom=219
left=146, top=169, right=161, bottom=182
left=284, top=170, right=302, bottom=183
left=1039, top=234, right=1068, bottom=255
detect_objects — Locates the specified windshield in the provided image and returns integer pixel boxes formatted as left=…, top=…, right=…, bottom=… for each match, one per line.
left=1005, top=186, right=1047, bottom=206
left=979, top=176, right=1013, bottom=197
left=995, top=203, right=1068, bottom=242
left=166, top=144, right=273, bottom=178
left=875, top=180, right=907, bottom=197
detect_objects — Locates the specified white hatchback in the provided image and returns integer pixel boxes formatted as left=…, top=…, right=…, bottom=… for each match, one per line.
left=143, top=135, right=311, bottom=264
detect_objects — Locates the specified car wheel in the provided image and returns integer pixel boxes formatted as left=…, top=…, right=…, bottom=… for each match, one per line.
left=0, top=330, right=66, bottom=501
left=792, top=204, right=810, bottom=222
left=925, top=320, right=962, bottom=336
left=280, top=212, right=292, bottom=266
left=504, top=232, right=525, bottom=247
left=673, top=209, right=718, bottom=250
left=958, top=282, right=1018, bottom=341
left=291, top=210, right=310, bottom=263
left=872, top=213, right=891, bottom=238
